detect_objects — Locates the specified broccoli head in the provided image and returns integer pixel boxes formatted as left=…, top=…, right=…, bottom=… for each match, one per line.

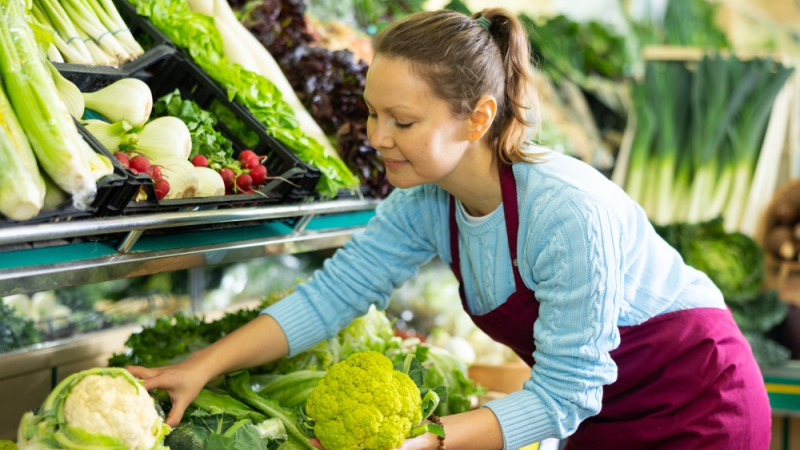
left=305, top=350, right=423, bottom=450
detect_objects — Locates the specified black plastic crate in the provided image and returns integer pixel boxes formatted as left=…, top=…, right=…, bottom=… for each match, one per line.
left=0, top=121, right=136, bottom=228
left=59, top=48, right=317, bottom=214
left=50, top=0, right=175, bottom=73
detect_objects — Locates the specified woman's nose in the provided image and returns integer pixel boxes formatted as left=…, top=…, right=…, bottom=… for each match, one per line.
left=367, top=121, right=394, bottom=150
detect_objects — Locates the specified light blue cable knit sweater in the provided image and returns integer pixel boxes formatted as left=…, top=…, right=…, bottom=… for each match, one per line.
left=263, top=148, right=725, bottom=448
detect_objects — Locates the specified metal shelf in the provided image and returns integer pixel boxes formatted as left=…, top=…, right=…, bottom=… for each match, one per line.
left=0, top=198, right=379, bottom=296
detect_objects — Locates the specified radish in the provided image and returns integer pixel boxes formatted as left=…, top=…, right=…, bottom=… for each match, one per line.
left=235, top=173, right=253, bottom=193
left=250, top=164, right=267, bottom=185
left=219, top=167, right=236, bottom=191
left=151, top=165, right=162, bottom=181
left=154, top=178, right=170, bottom=200
left=238, top=149, right=257, bottom=163
left=114, top=152, right=130, bottom=169
left=192, top=154, right=209, bottom=167
left=129, top=154, right=151, bottom=174
left=242, top=156, right=261, bottom=170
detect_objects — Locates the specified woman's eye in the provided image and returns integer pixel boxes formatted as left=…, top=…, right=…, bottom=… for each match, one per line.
left=396, top=122, right=413, bottom=129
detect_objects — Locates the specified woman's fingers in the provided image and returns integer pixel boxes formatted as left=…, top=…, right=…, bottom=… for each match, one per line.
left=125, top=364, right=156, bottom=379
left=165, top=397, right=189, bottom=428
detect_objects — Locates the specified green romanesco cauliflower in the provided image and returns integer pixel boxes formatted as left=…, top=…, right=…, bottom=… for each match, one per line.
left=305, top=350, right=423, bottom=450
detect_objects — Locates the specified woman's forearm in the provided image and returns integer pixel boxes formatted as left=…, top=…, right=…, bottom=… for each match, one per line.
left=187, top=314, right=290, bottom=380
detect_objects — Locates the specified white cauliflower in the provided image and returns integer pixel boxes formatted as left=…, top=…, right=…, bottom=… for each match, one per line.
left=17, top=367, right=171, bottom=449
left=64, top=373, right=163, bottom=450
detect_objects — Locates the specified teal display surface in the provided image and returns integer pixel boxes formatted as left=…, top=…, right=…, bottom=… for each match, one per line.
left=305, top=210, right=375, bottom=230
left=0, top=210, right=375, bottom=271
left=0, top=241, right=119, bottom=270
left=129, top=221, right=295, bottom=252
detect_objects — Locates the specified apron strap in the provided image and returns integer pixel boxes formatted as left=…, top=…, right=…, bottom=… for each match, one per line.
left=449, top=164, right=525, bottom=291
left=499, top=164, right=525, bottom=291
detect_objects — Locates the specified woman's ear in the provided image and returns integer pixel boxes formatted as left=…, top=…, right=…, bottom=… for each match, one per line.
left=468, top=95, right=497, bottom=141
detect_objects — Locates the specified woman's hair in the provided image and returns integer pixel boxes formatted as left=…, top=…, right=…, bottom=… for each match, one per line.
left=372, top=8, right=541, bottom=164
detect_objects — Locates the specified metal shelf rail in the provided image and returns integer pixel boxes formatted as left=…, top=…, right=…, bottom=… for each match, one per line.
left=0, top=199, right=379, bottom=297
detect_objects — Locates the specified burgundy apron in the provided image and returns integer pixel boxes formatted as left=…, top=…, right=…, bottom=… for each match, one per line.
left=448, top=164, right=771, bottom=449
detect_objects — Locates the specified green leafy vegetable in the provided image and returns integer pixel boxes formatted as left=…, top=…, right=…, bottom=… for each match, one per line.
left=226, top=370, right=316, bottom=450
left=253, top=370, right=325, bottom=409
left=0, top=300, right=42, bottom=353
left=165, top=410, right=286, bottom=450
left=127, top=0, right=358, bottom=196
left=152, top=89, right=235, bottom=170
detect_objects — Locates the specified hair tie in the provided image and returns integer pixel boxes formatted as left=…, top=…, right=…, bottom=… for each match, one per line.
left=476, top=16, right=491, bottom=31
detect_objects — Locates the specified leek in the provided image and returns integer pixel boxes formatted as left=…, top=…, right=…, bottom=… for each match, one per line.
left=30, top=3, right=90, bottom=64
left=623, top=70, right=655, bottom=211
left=34, top=0, right=94, bottom=64
left=61, top=0, right=131, bottom=63
left=646, top=61, right=690, bottom=225
left=685, top=54, right=759, bottom=223
left=0, top=0, right=97, bottom=209
left=33, top=0, right=144, bottom=66
left=84, top=0, right=144, bottom=59
left=622, top=54, right=793, bottom=232
left=721, top=58, right=794, bottom=231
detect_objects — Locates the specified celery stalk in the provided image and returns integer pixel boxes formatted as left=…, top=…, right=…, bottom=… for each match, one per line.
left=0, top=0, right=97, bottom=209
left=0, top=83, right=45, bottom=221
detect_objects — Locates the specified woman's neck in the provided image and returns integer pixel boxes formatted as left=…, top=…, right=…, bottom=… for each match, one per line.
left=444, top=158, right=503, bottom=217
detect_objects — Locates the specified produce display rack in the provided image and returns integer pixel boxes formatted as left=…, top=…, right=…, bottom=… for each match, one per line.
left=0, top=198, right=379, bottom=297
left=0, top=197, right=378, bottom=439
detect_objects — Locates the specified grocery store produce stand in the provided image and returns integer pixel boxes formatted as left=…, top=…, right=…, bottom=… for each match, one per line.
left=0, top=197, right=377, bottom=439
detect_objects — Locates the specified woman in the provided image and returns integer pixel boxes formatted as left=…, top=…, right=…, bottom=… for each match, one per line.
left=128, top=8, right=771, bottom=449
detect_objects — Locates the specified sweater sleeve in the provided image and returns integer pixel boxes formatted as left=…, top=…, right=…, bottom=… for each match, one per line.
left=262, top=187, right=446, bottom=356
left=485, top=182, right=626, bottom=448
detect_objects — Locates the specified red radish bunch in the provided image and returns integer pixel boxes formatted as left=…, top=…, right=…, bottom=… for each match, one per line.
left=190, top=149, right=271, bottom=195
left=114, top=151, right=170, bottom=200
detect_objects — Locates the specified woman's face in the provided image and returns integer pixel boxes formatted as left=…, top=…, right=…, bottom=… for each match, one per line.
left=363, top=55, right=472, bottom=189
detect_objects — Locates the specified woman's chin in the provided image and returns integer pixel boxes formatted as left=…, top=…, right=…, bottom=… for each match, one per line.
left=385, top=174, right=420, bottom=190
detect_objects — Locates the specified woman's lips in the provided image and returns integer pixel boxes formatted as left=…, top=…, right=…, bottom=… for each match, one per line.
left=382, top=157, right=408, bottom=170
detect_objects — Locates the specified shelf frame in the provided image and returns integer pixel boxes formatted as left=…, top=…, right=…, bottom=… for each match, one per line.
left=0, top=199, right=379, bottom=296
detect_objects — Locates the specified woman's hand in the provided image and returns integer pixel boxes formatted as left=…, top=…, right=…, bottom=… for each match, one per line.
left=397, top=432, right=441, bottom=450
left=126, top=357, right=209, bottom=427
left=126, top=314, right=291, bottom=428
